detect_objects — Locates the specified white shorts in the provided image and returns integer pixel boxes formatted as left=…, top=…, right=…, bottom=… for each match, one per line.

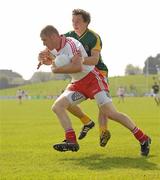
left=94, top=90, right=112, bottom=106
left=58, top=90, right=112, bottom=106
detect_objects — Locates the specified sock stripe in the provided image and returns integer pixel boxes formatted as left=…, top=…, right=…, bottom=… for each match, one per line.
left=132, top=127, right=148, bottom=143
left=132, top=127, right=139, bottom=134
left=66, top=128, right=74, bottom=133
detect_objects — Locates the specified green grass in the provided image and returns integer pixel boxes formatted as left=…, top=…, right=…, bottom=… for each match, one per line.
left=108, top=74, right=159, bottom=96
left=0, top=80, right=69, bottom=96
left=0, top=74, right=159, bottom=96
left=0, top=97, right=160, bottom=179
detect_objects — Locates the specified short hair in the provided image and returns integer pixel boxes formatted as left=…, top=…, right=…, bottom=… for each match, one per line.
left=72, top=9, right=91, bottom=24
left=40, top=25, right=59, bottom=37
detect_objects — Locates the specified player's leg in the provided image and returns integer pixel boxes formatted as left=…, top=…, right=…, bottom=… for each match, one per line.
left=67, top=104, right=95, bottom=140
left=95, top=90, right=151, bottom=156
left=52, top=95, right=73, bottom=130
left=52, top=91, right=80, bottom=152
left=121, top=94, right=125, bottom=102
left=101, top=102, right=151, bottom=156
left=155, top=94, right=160, bottom=105
left=93, top=91, right=111, bottom=147
left=18, top=96, right=22, bottom=104
left=98, top=111, right=111, bottom=147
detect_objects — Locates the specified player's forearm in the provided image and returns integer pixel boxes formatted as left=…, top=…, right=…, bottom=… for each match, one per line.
left=83, top=49, right=100, bottom=65
left=52, top=63, right=82, bottom=74
left=83, top=57, right=98, bottom=65
left=83, top=56, right=99, bottom=65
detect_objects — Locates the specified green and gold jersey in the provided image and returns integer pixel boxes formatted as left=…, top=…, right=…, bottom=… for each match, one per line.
left=65, top=29, right=108, bottom=76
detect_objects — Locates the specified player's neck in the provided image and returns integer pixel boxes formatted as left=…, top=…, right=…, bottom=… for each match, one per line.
left=55, top=36, right=62, bottom=51
left=76, top=28, right=88, bottom=37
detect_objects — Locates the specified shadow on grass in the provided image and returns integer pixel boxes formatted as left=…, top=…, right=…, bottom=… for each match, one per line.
left=60, top=154, right=159, bottom=171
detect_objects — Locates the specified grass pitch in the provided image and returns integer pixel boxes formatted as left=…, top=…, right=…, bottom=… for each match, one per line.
left=0, top=97, right=160, bottom=180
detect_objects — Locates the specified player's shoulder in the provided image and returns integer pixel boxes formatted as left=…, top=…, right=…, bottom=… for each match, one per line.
left=88, top=29, right=101, bottom=38
left=65, top=31, right=76, bottom=37
left=66, top=36, right=79, bottom=43
left=66, top=37, right=83, bottom=48
left=86, top=29, right=102, bottom=44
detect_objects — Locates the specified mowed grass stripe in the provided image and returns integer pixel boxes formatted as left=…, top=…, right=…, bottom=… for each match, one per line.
left=0, top=97, right=160, bottom=179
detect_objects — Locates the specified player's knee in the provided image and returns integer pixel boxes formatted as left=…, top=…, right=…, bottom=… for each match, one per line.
left=102, top=111, right=112, bottom=119
left=108, top=111, right=117, bottom=119
left=51, top=102, right=61, bottom=114
left=51, top=100, right=67, bottom=114
left=104, top=109, right=119, bottom=120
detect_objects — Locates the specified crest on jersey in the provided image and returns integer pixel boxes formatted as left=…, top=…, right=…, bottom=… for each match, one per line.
left=84, top=45, right=89, bottom=53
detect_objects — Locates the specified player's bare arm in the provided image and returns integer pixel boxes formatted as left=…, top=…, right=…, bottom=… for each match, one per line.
left=82, top=49, right=100, bottom=65
left=51, top=55, right=82, bottom=74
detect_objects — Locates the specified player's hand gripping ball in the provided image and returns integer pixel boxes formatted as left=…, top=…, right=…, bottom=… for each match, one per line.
left=37, top=49, right=55, bottom=69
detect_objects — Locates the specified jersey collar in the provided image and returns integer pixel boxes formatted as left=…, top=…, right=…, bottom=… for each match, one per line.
left=77, top=28, right=89, bottom=40
left=56, top=35, right=67, bottom=52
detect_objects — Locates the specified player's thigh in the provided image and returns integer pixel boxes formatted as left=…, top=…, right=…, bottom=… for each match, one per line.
left=53, top=94, right=70, bottom=110
left=57, top=90, right=86, bottom=105
left=94, top=90, right=112, bottom=107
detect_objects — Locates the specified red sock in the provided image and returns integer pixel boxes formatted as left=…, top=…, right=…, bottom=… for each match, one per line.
left=132, top=127, right=148, bottom=143
left=65, top=129, right=77, bottom=143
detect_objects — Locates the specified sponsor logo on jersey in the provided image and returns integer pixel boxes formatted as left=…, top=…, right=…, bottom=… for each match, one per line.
left=71, top=92, right=85, bottom=101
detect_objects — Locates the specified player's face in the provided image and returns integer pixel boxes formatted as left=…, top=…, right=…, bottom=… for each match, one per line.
left=41, top=34, right=57, bottom=50
left=72, top=15, right=88, bottom=35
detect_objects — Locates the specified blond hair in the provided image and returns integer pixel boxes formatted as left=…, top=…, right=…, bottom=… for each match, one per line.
left=40, top=25, right=59, bottom=37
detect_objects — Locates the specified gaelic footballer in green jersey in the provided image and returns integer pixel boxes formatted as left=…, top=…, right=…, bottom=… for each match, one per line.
left=65, top=29, right=108, bottom=77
